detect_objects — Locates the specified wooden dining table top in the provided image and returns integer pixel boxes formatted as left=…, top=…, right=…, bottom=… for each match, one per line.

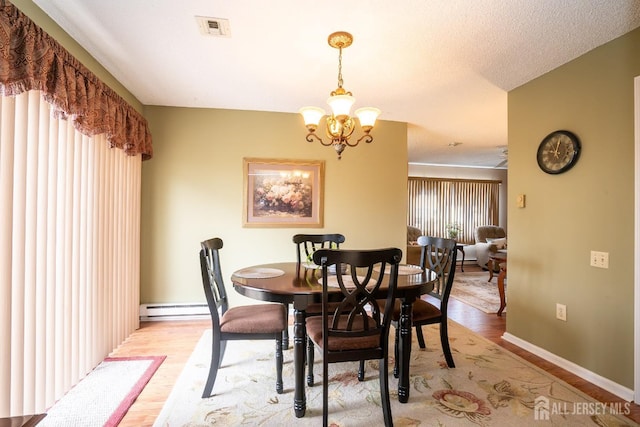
left=231, top=261, right=436, bottom=306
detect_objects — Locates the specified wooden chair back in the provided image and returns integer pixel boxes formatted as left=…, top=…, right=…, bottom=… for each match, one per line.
left=417, top=236, right=457, bottom=305
left=200, top=238, right=229, bottom=327
left=293, top=233, right=346, bottom=264
left=312, top=247, right=402, bottom=357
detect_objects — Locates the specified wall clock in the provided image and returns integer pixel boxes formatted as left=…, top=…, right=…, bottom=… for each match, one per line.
left=536, top=130, right=581, bottom=174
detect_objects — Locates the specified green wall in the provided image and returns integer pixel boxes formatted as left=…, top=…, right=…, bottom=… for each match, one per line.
left=140, top=106, right=408, bottom=306
left=508, top=28, right=640, bottom=388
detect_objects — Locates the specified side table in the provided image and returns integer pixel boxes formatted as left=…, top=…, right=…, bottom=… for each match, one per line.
left=497, top=263, right=507, bottom=316
left=488, top=250, right=507, bottom=316
left=455, top=243, right=467, bottom=272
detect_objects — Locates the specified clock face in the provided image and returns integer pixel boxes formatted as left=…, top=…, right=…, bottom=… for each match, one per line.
left=536, top=130, right=581, bottom=174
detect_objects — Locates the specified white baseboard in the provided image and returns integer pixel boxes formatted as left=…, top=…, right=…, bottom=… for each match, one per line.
left=502, top=332, right=634, bottom=402
left=139, top=303, right=209, bottom=321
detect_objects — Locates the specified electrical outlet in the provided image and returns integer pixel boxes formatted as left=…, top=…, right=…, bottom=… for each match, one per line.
left=556, top=303, right=567, bottom=321
left=590, top=251, right=609, bottom=269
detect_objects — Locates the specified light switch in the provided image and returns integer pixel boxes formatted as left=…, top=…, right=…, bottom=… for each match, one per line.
left=517, top=194, right=526, bottom=208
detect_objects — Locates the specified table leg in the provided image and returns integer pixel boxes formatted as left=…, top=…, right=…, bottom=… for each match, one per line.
left=487, top=259, right=495, bottom=281
left=497, top=268, right=507, bottom=316
left=293, top=308, right=306, bottom=417
left=283, top=304, right=290, bottom=349
left=459, top=246, right=465, bottom=272
left=397, top=298, right=414, bottom=403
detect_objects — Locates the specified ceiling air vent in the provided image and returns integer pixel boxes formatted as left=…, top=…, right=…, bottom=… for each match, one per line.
left=196, top=16, right=231, bottom=37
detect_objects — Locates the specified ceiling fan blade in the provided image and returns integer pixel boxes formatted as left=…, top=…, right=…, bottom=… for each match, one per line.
left=495, top=159, right=508, bottom=168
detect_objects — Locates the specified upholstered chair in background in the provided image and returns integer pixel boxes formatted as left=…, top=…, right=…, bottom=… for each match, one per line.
left=474, top=225, right=507, bottom=269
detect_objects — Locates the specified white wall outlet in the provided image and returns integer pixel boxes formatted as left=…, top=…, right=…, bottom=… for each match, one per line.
left=556, top=303, right=567, bottom=321
left=590, top=251, right=609, bottom=269
left=516, top=194, right=526, bottom=208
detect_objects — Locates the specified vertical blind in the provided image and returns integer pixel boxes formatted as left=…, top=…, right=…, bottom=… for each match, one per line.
left=407, top=177, right=500, bottom=244
left=0, top=91, right=141, bottom=416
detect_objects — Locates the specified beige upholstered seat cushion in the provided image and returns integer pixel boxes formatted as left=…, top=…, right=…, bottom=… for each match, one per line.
left=220, top=304, right=287, bottom=334
left=306, top=315, right=380, bottom=351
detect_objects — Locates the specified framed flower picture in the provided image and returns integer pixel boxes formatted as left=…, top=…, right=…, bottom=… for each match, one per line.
left=243, top=158, right=325, bottom=228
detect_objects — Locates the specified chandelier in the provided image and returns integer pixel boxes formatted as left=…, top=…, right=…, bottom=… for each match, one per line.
left=299, top=31, right=381, bottom=159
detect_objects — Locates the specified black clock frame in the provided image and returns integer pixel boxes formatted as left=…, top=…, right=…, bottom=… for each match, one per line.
left=536, top=130, right=581, bottom=175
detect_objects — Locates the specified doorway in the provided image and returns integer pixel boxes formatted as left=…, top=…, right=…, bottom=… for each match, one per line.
left=633, top=76, right=640, bottom=404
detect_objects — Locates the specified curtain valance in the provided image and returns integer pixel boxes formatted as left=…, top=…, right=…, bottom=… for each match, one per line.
left=0, top=0, right=153, bottom=160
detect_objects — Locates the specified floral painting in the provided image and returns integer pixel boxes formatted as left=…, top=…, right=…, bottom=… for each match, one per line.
left=243, top=158, right=324, bottom=227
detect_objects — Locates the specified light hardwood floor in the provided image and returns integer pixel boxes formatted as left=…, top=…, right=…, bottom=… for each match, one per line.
left=111, top=266, right=639, bottom=426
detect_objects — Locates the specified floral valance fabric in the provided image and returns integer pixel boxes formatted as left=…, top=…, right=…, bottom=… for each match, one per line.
left=0, top=0, right=153, bottom=160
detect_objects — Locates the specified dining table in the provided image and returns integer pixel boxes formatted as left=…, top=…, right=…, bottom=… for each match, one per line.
left=231, top=261, right=437, bottom=418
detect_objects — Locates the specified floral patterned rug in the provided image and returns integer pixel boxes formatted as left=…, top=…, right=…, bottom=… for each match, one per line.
left=451, top=271, right=505, bottom=314
left=154, top=323, right=635, bottom=426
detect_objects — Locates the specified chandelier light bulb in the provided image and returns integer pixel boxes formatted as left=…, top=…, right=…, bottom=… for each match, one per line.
left=299, top=107, right=326, bottom=131
left=355, top=107, right=381, bottom=131
left=327, top=94, right=355, bottom=119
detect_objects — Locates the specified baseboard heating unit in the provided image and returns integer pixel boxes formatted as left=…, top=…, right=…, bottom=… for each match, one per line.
left=140, top=303, right=209, bottom=321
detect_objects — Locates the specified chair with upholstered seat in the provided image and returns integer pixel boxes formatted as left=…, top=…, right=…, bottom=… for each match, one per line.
left=306, top=247, right=402, bottom=427
left=389, top=235, right=457, bottom=371
left=199, top=238, right=287, bottom=398
left=292, top=233, right=346, bottom=385
left=474, top=225, right=506, bottom=269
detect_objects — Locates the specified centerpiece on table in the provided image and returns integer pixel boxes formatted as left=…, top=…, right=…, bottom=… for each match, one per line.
left=446, top=223, right=462, bottom=240
left=306, top=243, right=346, bottom=274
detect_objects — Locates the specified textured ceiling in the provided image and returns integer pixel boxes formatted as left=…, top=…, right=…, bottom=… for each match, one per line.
left=33, top=0, right=640, bottom=167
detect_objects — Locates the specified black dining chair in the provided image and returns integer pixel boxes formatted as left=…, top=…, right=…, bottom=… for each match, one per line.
left=306, top=247, right=402, bottom=427
left=293, top=233, right=346, bottom=265
left=292, top=233, right=346, bottom=385
left=199, top=238, right=287, bottom=398
left=390, top=235, right=458, bottom=372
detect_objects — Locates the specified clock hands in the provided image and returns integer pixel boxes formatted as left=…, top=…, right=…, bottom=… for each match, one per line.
left=552, top=139, right=561, bottom=159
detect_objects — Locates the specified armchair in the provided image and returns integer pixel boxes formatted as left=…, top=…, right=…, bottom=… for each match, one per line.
left=407, top=225, right=422, bottom=244
left=406, top=226, right=423, bottom=265
left=474, top=225, right=507, bottom=269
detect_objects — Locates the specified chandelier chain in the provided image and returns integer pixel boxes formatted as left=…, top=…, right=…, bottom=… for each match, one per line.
left=337, top=47, right=344, bottom=89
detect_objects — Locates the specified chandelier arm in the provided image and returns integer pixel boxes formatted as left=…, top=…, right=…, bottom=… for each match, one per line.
left=354, top=134, right=374, bottom=145
left=305, top=132, right=335, bottom=147
left=343, top=137, right=360, bottom=147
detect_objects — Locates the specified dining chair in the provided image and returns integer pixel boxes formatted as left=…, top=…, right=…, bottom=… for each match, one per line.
left=292, top=233, right=346, bottom=385
left=306, top=247, right=402, bottom=427
left=390, top=235, right=457, bottom=372
left=293, top=233, right=346, bottom=265
left=199, top=238, right=287, bottom=398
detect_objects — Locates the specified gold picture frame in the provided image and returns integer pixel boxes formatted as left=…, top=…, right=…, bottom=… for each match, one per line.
left=243, top=158, right=325, bottom=228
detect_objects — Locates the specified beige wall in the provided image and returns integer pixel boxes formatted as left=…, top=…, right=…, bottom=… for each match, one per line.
left=508, top=28, right=640, bottom=388
left=140, top=106, right=408, bottom=306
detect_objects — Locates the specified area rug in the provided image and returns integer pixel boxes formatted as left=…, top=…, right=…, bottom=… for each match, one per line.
left=40, top=355, right=165, bottom=427
left=153, top=325, right=636, bottom=426
left=451, top=271, right=505, bottom=314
